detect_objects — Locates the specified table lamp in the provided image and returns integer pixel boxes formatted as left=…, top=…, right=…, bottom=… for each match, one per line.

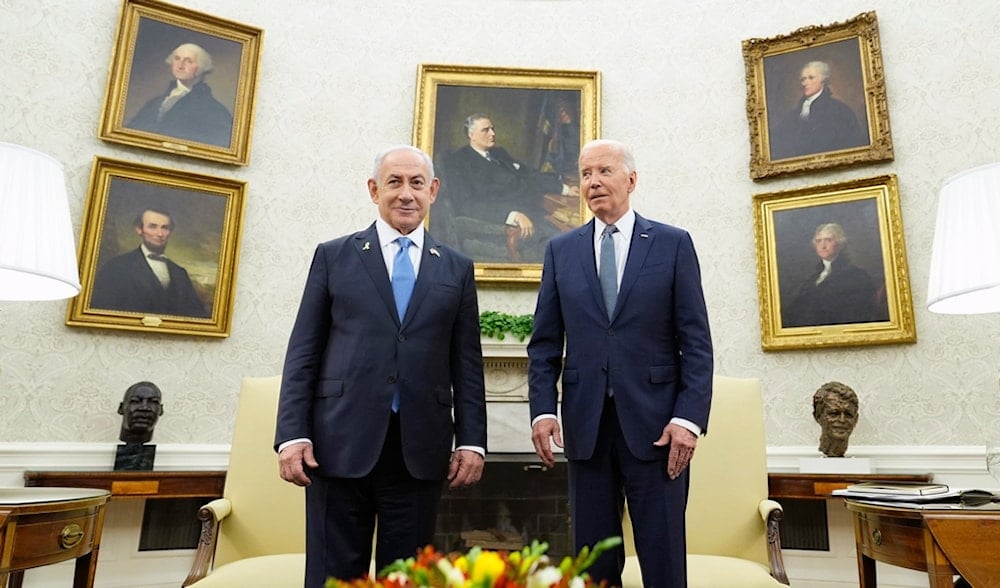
left=0, top=142, right=80, bottom=301
left=927, top=162, right=1000, bottom=314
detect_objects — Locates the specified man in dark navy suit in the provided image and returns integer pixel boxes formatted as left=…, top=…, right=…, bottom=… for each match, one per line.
left=275, top=145, right=487, bottom=587
left=528, top=139, right=713, bottom=587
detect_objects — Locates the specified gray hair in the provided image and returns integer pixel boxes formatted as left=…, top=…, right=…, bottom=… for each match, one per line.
left=166, top=43, right=214, bottom=74
left=580, top=139, right=637, bottom=173
left=463, top=113, right=491, bottom=136
left=802, top=61, right=831, bottom=83
left=371, top=145, right=435, bottom=179
left=813, top=222, right=847, bottom=247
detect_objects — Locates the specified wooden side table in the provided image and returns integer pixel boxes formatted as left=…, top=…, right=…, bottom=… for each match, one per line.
left=0, top=487, right=110, bottom=588
left=846, top=499, right=1000, bottom=587
left=768, top=473, right=934, bottom=500
left=23, top=471, right=225, bottom=500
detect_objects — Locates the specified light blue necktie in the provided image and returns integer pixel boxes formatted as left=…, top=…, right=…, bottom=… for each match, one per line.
left=390, top=237, right=415, bottom=412
left=600, top=225, right=618, bottom=320
left=392, top=237, right=416, bottom=322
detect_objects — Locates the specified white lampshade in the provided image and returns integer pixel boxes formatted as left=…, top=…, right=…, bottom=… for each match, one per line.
left=927, top=162, right=1000, bottom=314
left=0, top=142, right=81, bottom=301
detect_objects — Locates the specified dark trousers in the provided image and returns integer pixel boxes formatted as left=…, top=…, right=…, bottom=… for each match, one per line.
left=569, top=396, right=689, bottom=588
left=304, top=413, right=443, bottom=587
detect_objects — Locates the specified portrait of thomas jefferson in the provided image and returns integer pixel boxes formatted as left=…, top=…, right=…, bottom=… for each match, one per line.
left=774, top=200, right=889, bottom=329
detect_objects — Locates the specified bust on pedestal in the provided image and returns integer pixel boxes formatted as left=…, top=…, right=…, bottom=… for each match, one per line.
left=114, top=381, right=163, bottom=471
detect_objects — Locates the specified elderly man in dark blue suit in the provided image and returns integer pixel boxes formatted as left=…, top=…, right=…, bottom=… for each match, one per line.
left=275, top=145, right=487, bottom=587
left=528, top=139, right=713, bottom=587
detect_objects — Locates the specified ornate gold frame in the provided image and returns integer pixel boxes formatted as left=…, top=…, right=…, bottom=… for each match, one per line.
left=98, top=0, right=263, bottom=165
left=66, top=157, right=246, bottom=337
left=743, top=11, right=893, bottom=180
left=413, top=63, right=601, bottom=283
left=753, top=174, right=916, bottom=351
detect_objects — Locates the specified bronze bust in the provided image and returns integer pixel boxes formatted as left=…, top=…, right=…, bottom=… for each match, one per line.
left=812, top=381, right=858, bottom=457
left=118, top=381, right=164, bottom=445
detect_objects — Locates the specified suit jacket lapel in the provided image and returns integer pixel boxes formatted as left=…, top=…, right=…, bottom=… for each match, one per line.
left=615, top=213, right=654, bottom=319
left=354, top=224, right=399, bottom=323
left=573, top=220, right=605, bottom=316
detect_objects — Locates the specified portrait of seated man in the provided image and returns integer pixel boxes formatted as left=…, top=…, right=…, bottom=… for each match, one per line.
left=782, top=222, right=889, bottom=328
left=436, top=113, right=579, bottom=263
left=769, top=60, right=869, bottom=161
left=127, top=42, right=234, bottom=147
left=90, top=205, right=210, bottom=318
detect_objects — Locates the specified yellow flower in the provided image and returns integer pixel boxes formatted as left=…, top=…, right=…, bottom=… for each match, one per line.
left=471, top=551, right=505, bottom=584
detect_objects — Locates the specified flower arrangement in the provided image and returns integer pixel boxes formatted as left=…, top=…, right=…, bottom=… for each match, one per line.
left=326, top=537, right=621, bottom=588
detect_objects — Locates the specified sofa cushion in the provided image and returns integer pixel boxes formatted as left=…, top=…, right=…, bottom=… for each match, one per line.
left=188, top=553, right=305, bottom=587
left=622, top=554, right=782, bottom=587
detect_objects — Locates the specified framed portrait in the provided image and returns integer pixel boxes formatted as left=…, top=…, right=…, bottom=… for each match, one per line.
left=98, top=0, right=263, bottom=165
left=66, top=157, right=246, bottom=337
left=413, top=63, right=601, bottom=284
left=742, top=11, right=893, bottom=180
left=752, top=174, right=916, bottom=351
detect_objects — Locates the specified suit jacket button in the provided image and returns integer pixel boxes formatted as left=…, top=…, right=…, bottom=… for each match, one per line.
left=387, top=376, right=397, bottom=384
left=398, top=334, right=405, bottom=342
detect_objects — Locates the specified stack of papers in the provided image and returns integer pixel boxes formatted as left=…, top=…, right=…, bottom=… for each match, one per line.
left=834, top=483, right=1000, bottom=509
left=842, top=482, right=951, bottom=497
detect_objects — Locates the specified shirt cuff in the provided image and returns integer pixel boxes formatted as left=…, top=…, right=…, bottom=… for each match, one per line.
left=670, top=417, right=702, bottom=437
left=531, top=413, right=558, bottom=428
left=455, top=445, right=485, bottom=457
left=277, top=438, right=311, bottom=453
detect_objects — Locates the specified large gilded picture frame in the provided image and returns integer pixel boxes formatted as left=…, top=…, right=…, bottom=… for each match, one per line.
left=753, top=174, right=916, bottom=351
left=743, top=11, right=893, bottom=180
left=66, top=157, right=246, bottom=337
left=413, top=63, right=601, bottom=284
left=98, top=0, right=263, bottom=165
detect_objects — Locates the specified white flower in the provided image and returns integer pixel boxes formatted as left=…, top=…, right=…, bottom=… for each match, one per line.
left=568, top=576, right=587, bottom=588
left=526, top=566, right=562, bottom=588
left=436, top=559, right=466, bottom=588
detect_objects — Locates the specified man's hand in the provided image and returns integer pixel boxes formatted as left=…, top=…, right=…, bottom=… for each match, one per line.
left=653, top=423, right=698, bottom=480
left=447, top=449, right=484, bottom=489
left=531, top=418, right=564, bottom=468
left=278, top=441, right=318, bottom=487
left=510, top=212, right=535, bottom=238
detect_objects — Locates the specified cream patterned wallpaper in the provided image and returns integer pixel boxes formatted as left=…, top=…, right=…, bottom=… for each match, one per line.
left=0, top=0, right=997, bottom=450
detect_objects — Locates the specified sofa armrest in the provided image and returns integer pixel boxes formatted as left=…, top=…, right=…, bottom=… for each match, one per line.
left=182, top=498, right=233, bottom=587
left=757, top=499, right=789, bottom=585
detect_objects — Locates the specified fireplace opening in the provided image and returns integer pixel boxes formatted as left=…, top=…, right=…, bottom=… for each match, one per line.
left=434, top=453, right=571, bottom=558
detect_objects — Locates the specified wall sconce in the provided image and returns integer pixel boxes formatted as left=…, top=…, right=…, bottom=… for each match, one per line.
left=0, top=142, right=80, bottom=301
left=927, top=162, right=1000, bottom=314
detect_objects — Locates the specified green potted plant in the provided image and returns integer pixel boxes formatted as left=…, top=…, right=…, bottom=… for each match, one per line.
left=478, top=310, right=533, bottom=342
